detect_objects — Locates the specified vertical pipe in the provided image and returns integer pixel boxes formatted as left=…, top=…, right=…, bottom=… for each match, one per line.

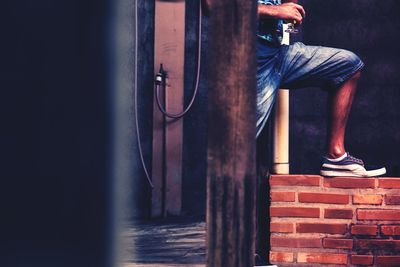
left=272, top=90, right=290, bottom=174
left=272, top=24, right=290, bottom=175
left=206, top=0, right=257, bottom=266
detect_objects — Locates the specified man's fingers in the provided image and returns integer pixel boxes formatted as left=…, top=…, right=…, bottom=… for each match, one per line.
left=295, top=4, right=306, bottom=18
left=278, top=2, right=306, bottom=22
left=289, top=3, right=306, bottom=18
left=290, top=9, right=303, bottom=23
left=293, top=12, right=303, bottom=24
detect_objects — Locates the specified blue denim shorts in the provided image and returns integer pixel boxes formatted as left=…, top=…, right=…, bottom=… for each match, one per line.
left=256, top=40, right=365, bottom=137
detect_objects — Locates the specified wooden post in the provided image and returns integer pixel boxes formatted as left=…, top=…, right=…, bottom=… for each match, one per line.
left=206, top=0, right=257, bottom=266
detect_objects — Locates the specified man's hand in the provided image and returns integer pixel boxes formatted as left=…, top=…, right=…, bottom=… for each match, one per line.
left=259, top=2, right=306, bottom=24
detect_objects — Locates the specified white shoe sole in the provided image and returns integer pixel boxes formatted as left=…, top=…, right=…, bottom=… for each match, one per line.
left=321, top=167, right=386, bottom=177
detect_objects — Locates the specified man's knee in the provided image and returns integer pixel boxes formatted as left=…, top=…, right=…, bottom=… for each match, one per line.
left=335, top=49, right=364, bottom=84
left=339, top=50, right=364, bottom=72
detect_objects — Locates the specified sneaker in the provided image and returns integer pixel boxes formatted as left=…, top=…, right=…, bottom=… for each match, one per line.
left=320, top=152, right=386, bottom=177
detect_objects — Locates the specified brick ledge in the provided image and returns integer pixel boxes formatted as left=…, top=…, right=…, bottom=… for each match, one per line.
left=268, top=175, right=400, bottom=266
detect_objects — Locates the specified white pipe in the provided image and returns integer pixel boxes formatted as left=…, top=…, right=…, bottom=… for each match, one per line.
left=273, top=89, right=290, bottom=174
left=272, top=24, right=290, bottom=174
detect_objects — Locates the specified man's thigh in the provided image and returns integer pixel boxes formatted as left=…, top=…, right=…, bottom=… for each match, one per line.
left=256, top=42, right=282, bottom=137
left=279, top=42, right=364, bottom=89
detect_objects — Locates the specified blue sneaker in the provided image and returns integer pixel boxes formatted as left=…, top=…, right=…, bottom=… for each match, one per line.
left=320, top=152, right=386, bottom=177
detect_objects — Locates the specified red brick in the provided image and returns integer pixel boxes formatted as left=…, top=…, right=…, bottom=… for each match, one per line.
left=270, top=191, right=295, bottom=202
left=376, top=256, right=400, bottom=266
left=385, top=195, right=400, bottom=205
left=353, top=194, right=383, bottom=205
left=270, top=207, right=320, bottom=218
left=297, top=223, right=347, bottom=234
left=351, top=225, right=378, bottom=236
left=271, top=236, right=321, bottom=248
left=297, top=253, right=347, bottom=265
left=269, top=252, right=293, bottom=263
left=299, top=193, right=349, bottom=204
left=356, top=239, right=400, bottom=251
left=351, top=255, right=374, bottom=265
left=270, top=222, right=293, bottom=233
left=324, top=177, right=375, bottom=189
left=379, top=178, right=400, bottom=189
left=357, top=209, right=400, bottom=221
left=270, top=175, right=320, bottom=187
left=323, top=238, right=353, bottom=249
left=325, top=208, right=353, bottom=219
left=381, top=225, right=400, bottom=236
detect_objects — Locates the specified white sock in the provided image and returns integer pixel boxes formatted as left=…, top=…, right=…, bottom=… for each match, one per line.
left=327, top=152, right=347, bottom=162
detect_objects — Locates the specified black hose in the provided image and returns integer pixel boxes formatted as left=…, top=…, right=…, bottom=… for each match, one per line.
left=135, top=0, right=203, bottom=188
left=154, top=0, right=202, bottom=119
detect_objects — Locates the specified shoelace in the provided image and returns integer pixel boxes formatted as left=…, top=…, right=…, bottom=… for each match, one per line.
left=347, top=153, right=364, bottom=166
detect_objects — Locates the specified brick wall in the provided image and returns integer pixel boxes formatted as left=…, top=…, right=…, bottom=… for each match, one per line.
left=269, top=175, right=400, bottom=266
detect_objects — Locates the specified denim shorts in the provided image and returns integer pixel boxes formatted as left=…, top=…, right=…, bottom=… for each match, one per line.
left=256, top=40, right=365, bottom=137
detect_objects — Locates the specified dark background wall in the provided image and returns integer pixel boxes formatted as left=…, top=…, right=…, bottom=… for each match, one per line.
left=132, top=0, right=155, bottom=219
left=182, top=0, right=208, bottom=216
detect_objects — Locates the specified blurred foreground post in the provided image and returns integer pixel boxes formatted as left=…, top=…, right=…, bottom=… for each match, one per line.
left=206, top=0, right=258, bottom=266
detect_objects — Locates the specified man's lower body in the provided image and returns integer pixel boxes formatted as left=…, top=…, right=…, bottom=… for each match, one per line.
left=256, top=40, right=386, bottom=177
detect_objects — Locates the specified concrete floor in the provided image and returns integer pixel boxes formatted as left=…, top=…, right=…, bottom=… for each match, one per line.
left=123, top=217, right=206, bottom=266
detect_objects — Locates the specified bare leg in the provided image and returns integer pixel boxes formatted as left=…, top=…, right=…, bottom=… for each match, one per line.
left=326, top=71, right=361, bottom=158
